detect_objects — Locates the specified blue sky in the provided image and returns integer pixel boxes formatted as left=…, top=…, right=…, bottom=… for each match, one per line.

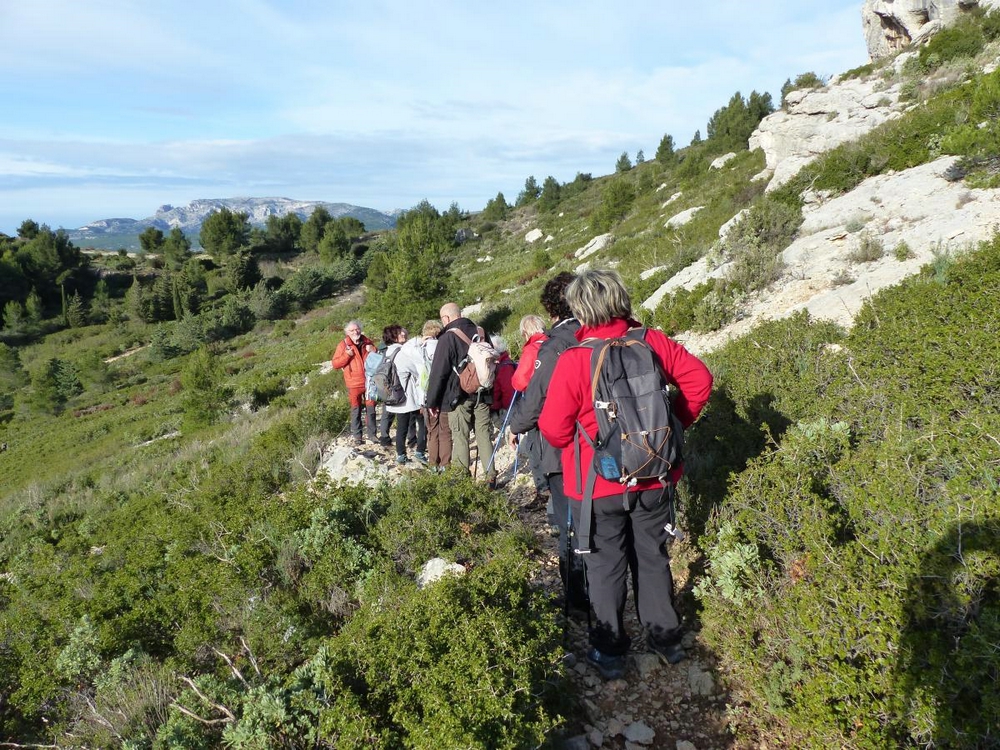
left=0, top=1, right=868, bottom=234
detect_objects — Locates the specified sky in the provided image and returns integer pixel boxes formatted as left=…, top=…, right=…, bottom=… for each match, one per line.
left=0, top=1, right=869, bottom=234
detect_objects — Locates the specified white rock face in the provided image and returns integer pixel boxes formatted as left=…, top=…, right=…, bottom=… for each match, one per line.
left=750, top=78, right=903, bottom=191
left=661, top=191, right=683, bottom=209
left=417, top=558, right=466, bottom=588
left=862, top=0, right=1000, bottom=59
left=575, top=233, right=614, bottom=259
left=643, top=156, right=1000, bottom=354
left=525, top=228, right=544, bottom=243
left=710, top=152, right=737, bottom=170
left=665, top=206, right=704, bottom=229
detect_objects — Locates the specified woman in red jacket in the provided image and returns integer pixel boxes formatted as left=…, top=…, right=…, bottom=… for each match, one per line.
left=331, top=320, right=377, bottom=444
left=538, top=269, right=712, bottom=680
left=511, top=314, right=547, bottom=393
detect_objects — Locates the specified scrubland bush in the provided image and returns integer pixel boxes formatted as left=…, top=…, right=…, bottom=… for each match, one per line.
left=694, top=236, right=1000, bottom=747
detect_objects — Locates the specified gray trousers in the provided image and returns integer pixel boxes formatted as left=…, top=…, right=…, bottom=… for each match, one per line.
left=447, top=398, right=496, bottom=479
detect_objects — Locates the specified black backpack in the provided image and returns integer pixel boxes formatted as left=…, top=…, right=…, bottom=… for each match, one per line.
left=371, top=348, right=406, bottom=406
left=574, top=327, right=684, bottom=552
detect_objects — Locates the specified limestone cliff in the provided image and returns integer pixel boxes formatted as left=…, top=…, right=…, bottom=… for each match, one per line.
left=862, top=0, right=1000, bottom=59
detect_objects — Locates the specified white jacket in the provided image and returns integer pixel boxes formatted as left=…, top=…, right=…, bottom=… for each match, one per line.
left=386, top=338, right=431, bottom=414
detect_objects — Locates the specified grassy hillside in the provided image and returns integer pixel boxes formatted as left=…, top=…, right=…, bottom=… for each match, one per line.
left=2, top=9, right=1000, bottom=746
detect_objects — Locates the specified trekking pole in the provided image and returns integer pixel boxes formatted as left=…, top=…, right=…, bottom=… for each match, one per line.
left=485, top=390, right=520, bottom=475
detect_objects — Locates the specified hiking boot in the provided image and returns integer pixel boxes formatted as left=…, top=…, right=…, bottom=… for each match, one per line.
left=487, top=476, right=498, bottom=490
left=413, top=451, right=428, bottom=465
left=649, top=638, right=686, bottom=665
left=396, top=454, right=408, bottom=465
left=586, top=647, right=625, bottom=680
left=354, top=437, right=365, bottom=447
left=378, top=436, right=392, bottom=447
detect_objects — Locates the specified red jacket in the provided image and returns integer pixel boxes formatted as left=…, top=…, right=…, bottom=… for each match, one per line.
left=512, top=332, right=547, bottom=392
left=538, top=319, right=713, bottom=501
left=491, top=353, right=517, bottom=412
left=331, top=334, right=375, bottom=391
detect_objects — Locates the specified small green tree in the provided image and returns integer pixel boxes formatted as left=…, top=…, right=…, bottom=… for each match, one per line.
left=138, top=227, right=165, bottom=255
left=163, top=228, right=192, bottom=269
left=300, top=207, right=332, bottom=254
left=537, top=176, right=562, bottom=213
left=635, top=149, right=645, bottom=164
left=516, top=176, right=540, bottom=207
left=28, top=358, right=65, bottom=414
left=480, top=192, right=510, bottom=222
left=225, top=251, right=262, bottom=292
left=180, top=346, right=231, bottom=427
left=25, top=288, right=43, bottom=324
left=691, top=129, right=702, bottom=145
left=616, top=151, right=633, bottom=173
left=90, top=279, right=111, bottom=323
left=2, top=300, right=25, bottom=333
left=124, top=276, right=150, bottom=323
left=656, top=134, right=676, bottom=165
left=199, top=208, right=250, bottom=260
left=65, top=291, right=87, bottom=328
left=264, top=213, right=302, bottom=254
left=17, top=219, right=40, bottom=240
left=591, top=178, right=636, bottom=232
left=318, top=222, right=350, bottom=263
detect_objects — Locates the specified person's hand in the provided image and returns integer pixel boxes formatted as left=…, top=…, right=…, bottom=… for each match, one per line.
left=365, top=344, right=374, bottom=353
left=508, top=432, right=519, bottom=450
left=428, top=407, right=440, bottom=418
left=345, top=345, right=354, bottom=355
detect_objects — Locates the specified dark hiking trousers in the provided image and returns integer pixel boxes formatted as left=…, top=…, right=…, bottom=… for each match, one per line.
left=570, top=487, right=680, bottom=656
left=549, top=473, right=589, bottom=611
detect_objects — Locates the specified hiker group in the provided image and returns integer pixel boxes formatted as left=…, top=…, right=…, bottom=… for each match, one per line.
left=331, top=268, right=713, bottom=680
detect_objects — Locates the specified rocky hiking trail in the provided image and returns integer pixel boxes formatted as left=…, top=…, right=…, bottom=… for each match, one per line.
left=321, top=433, right=747, bottom=750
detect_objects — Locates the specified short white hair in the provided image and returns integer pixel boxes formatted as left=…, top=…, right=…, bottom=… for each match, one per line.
left=491, top=334, right=509, bottom=354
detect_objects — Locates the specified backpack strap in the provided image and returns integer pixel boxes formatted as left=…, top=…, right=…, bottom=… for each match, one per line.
left=448, top=328, right=472, bottom=346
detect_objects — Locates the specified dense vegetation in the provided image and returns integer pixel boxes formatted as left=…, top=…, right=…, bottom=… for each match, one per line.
left=2, top=8, right=999, bottom=746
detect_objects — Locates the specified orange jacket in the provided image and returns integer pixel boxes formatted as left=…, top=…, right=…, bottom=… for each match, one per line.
left=331, top=334, right=375, bottom=391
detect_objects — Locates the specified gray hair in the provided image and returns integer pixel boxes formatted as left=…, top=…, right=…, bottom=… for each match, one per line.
left=491, top=334, right=509, bottom=354
left=519, top=314, right=546, bottom=339
left=344, top=319, right=363, bottom=334
left=566, top=268, right=632, bottom=326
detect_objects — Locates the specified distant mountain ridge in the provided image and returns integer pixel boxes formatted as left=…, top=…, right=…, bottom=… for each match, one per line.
left=69, top=197, right=401, bottom=250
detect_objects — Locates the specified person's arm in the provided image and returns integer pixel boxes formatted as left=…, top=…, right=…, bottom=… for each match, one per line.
left=424, top=331, right=454, bottom=411
left=331, top=338, right=352, bottom=369
left=538, top=352, right=584, bottom=449
left=651, top=333, right=713, bottom=427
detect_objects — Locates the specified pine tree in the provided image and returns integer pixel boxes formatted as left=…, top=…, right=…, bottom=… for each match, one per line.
left=91, top=279, right=111, bottom=324
left=125, top=277, right=150, bottom=323
left=65, top=292, right=87, bottom=328
left=537, top=176, right=562, bottom=213
left=25, top=289, right=44, bottom=324
left=635, top=149, right=645, bottom=164
left=656, top=134, right=676, bottom=165
left=616, top=151, right=632, bottom=173
left=516, top=176, right=541, bottom=207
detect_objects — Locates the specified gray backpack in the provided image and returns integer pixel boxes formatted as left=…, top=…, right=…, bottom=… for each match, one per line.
left=574, top=327, right=684, bottom=552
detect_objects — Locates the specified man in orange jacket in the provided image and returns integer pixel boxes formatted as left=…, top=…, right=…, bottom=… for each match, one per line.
left=331, top=320, right=377, bottom=445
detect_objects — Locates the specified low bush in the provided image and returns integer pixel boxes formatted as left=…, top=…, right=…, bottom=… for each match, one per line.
left=694, top=236, right=1000, bottom=747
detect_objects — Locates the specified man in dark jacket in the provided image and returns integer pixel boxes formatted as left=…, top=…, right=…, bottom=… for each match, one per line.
left=509, top=272, right=588, bottom=610
left=425, top=302, right=496, bottom=484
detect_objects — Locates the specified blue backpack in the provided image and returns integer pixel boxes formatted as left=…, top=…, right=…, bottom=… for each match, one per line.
left=365, top=350, right=385, bottom=402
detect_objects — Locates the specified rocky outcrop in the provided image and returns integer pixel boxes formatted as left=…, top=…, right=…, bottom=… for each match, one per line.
left=862, top=0, right=1000, bottom=59
left=750, top=78, right=904, bottom=191
left=643, top=156, right=1000, bottom=354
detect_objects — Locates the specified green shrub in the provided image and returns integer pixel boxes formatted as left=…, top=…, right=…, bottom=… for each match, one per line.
left=590, top=177, right=636, bottom=232
left=695, top=236, right=1000, bottom=747
left=846, top=232, right=885, bottom=263
left=893, top=240, right=915, bottom=261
